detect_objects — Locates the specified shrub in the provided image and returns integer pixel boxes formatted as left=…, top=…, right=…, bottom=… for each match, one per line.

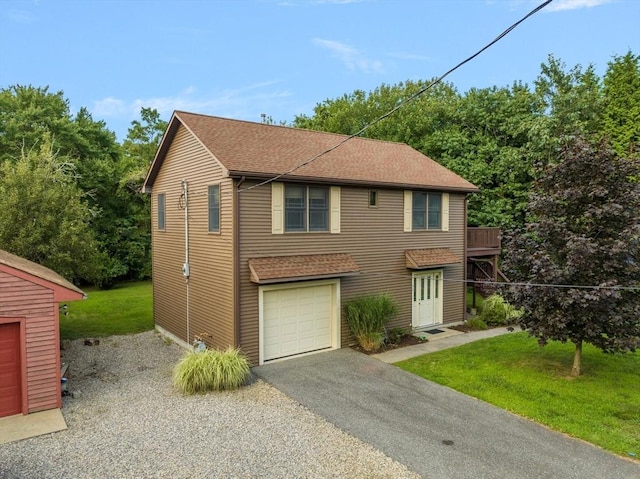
left=480, top=294, right=522, bottom=326
left=386, top=327, right=406, bottom=345
left=345, top=293, right=399, bottom=351
left=173, top=347, right=250, bottom=395
left=466, top=317, right=488, bottom=330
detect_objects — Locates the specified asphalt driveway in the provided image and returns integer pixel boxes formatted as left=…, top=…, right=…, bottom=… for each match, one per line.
left=253, top=348, right=639, bottom=479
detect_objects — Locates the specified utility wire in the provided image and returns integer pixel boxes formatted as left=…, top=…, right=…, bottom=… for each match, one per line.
left=239, top=0, right=554, bottom=193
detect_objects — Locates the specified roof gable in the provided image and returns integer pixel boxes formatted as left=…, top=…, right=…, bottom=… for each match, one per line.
left=0, top=250, right=85, bottom=302
left=144, top=111, right=478, bottom=192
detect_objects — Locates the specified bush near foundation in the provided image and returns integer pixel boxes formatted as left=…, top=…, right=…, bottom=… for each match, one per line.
left=345, top=293, right=399, bottom=351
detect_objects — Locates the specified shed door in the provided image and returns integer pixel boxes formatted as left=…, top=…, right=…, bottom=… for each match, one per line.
left=261, top=281, right=337, bottom=363
left=0, top=322, right=22, bottom=418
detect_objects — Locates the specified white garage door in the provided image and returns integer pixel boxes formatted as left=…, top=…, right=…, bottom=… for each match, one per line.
left=261, top=281, right=337, bottom=363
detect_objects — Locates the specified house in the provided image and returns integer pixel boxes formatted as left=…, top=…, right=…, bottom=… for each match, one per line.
left=143, top=111, right=479, bottom=365
left=0, top=250, right=85, bottom=418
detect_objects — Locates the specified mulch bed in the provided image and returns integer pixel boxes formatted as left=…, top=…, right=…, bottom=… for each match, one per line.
left=351, top=334, right=428, bottom=355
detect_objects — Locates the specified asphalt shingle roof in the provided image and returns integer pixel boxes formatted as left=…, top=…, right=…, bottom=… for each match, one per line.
left=405, top=248, right=462, bottom=269
left=145, top=111, right=478, bottom=192
left=248, top=253, right=360, bottom=284
left=0, top=249, right=85, bottom=297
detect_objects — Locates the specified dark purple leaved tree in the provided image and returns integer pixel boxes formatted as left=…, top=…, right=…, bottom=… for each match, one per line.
left=502, top=136, right=639, bottom=376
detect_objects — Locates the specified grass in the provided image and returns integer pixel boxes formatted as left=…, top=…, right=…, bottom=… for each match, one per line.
left=60, top=280, right=153, bottom=339
left=173, top=347, right=250, bottom=394
left=396, top=332, right=640, bottom=457
left=466, top=287, right=485, bottom=312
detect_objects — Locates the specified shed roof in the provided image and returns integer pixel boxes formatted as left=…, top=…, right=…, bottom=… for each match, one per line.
left=248, top=253, right=360, bottom=284
left=0, top=249, right=86, bottom=300
left=144, top=111, right=479, bottom=193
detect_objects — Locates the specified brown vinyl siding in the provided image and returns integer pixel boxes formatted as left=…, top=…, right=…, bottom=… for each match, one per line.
left=0, top=271, right=59, bottom=413
left=237, top=181, right=466, bottom=363
left=150, top=125, right=235, bottom=349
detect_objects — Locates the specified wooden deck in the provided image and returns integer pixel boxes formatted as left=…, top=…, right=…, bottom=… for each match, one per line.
left=467, top=227, right=501, bottom=257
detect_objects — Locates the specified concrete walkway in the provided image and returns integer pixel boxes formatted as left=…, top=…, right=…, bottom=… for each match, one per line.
left=0, top=409, right=67, bottom=445
left=253, top=336, right=638, bottom=478
left=372, top=326, right=513, bottom=363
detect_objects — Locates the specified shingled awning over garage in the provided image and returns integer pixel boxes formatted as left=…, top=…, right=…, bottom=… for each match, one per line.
left=248, top=253, right=360, bottom=284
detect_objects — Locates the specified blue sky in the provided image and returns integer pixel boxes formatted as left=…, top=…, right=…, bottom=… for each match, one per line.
left=1, top=0, right=638, bottom=141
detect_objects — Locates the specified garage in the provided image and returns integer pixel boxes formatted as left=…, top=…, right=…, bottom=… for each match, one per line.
left=259, top=279, right=340, bottom=364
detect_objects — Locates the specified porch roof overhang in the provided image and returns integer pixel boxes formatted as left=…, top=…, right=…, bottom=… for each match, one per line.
left=405, top=248, right=462, bottom=270
left=248, top=253, right=360, bottom=284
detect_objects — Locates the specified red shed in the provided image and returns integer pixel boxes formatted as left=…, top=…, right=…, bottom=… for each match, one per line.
left=0, top=250, right=85, bottom=418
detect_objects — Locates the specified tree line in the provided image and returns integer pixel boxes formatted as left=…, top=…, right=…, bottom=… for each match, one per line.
left=0, top=52, right=637, bottom=290
left=0, top=89, right=165, bottom=288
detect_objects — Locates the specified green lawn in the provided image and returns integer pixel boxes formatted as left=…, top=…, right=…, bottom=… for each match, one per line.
left=60, top=280, right=153, bottom=339
left=396, top=333, right=640, bottom=457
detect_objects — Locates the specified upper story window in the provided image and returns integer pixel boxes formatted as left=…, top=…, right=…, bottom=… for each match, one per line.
left=208, top=185, right=220, bottom=233
left=157, top=193, right=166, bottom=231
left=412, top=192, right=442, bottom=230
left=404, top=191, right=448, bottom=232
left=285, top=185, right=329, bottom=232
left=272, top=182, right=340, bottom=235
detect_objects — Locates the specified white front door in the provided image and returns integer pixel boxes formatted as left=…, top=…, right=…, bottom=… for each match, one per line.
left=412, top=270, right=443, bottom=329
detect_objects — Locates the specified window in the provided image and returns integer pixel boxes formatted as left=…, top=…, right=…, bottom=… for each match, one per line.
left=369, top=190, right=378, bottom=207
left=284, top=185, right=329, bottom=232
left=208, top=185, right=220, bottom=232
left=157, top=193, right=165, bottom=230
left=412, top=192, right=442, bottom=230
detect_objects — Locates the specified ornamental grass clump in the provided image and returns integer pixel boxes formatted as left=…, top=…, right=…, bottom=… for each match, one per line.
left=345, top=293, right=399, bottom=351
left=173, top=347, right=250, bottom=395
left=479, top=294, right=522, bottom=326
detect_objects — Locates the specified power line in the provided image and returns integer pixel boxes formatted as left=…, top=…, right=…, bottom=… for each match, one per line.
left=239, top=0, right=554, bottom=193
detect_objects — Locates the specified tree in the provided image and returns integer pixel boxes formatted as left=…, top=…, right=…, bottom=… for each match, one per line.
left=502, top=136, right=640, bottom=376
left=118, top=107, right=169, bottom=280
left=0, top=138, right=103, bottom=283
left=0, top=85, right=156, bottom=287
left=602, top=51, right=640, bottom=156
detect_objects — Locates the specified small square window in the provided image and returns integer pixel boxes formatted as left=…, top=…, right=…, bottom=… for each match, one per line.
left=369, top=190, right=378, bottom=207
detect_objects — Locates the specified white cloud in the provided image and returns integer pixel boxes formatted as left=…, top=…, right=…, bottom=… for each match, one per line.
left=92, top=97, right=127, bottom=117
left=387, top=51, right=431, bottom=62
left=545, top=0, right=612, bottom=12
left=92, top=83, right=292, bottom=124
left=313, top=38, right=384, bottom=74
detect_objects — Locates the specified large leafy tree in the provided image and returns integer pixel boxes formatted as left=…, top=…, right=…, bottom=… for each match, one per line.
left=0, top=138, right=103, bottom=282
left=117, top=108, right=168, bottom=280
left=502, top=136, right=640, bottom=376
left=0, top=85, right=159, bottom=286
left=602, top=51, right=640, bottom=156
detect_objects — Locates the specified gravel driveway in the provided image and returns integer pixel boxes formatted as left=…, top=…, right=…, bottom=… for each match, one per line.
left=0, top=331, right=419, bottom=479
